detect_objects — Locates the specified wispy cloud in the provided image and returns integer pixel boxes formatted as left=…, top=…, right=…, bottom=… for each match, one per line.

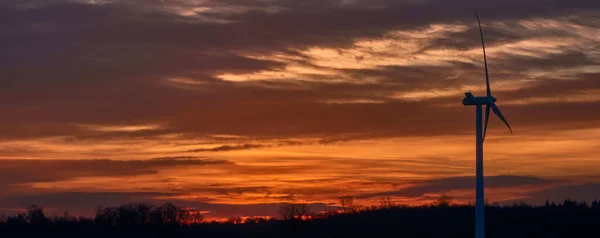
left=0, top=158, right=232, bottom=186
left=188, top=144, right=267, bottom=152
left=76, top=124, right=163, bottom=132
left=359, top=175, right=565, bottom=199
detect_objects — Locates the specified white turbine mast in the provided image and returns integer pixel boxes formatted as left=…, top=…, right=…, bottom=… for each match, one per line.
left=462, top=11, right=513, bottom=238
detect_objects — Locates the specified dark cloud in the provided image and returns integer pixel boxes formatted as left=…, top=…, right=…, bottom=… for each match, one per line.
left=494, top=51, right=598, bottom=73
left=343, top=63, right=480, bottom=90
left=188, top=144, right=266, bottom=152
left=497, top=73, right=600, bottom=100
left=0, top=158, right=232, bottom=186
left=203, top=185, right=272, bottom=196
left=149, top=156, right=204, bottom=160
left=0, top=0, right=597, bottom=142
left=0, top=191, right=338, bottom=218
left=4, top=78, right=600, bottom=144
left=359, top=175, right=562, bottom=198
left=186, top=140, right=333, bottom=153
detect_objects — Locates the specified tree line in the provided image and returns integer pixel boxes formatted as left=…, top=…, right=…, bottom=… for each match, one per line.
left=2, top=196, right=600, bottom=238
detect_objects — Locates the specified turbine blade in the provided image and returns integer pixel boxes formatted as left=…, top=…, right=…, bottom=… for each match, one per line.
left=491, top=103, right=513, bottom=134
left=483, top=104, right=490, bottom=142
left=475, top=11, right=491, bottom=98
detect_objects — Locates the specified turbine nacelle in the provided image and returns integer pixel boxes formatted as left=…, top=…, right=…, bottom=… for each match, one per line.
left=462, top=92, right=496, bottom=106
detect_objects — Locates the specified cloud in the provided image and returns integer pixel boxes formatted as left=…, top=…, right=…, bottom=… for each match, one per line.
left=0, top=0, right=597, bottom=143
left=188, top=144, right=266, bottom=152
left=186, top=140, right=333, bottom=152
left=0, top=191, right=339, bottom=218
left=149, top=156, right=204, bottom=160
left=497, top=73, right=600, bottom=101
left=203, top=185, right=272, bottom=196
left=0, top=158, right=232, bottom=186
left=359, top=175, right=562, bottom=198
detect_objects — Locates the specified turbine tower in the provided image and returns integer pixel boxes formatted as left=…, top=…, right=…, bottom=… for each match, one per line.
left=462, top=11, right=513, bottom=238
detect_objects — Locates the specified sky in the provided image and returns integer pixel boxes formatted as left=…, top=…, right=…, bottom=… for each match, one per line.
left=1, top=0, right=600, bottom=219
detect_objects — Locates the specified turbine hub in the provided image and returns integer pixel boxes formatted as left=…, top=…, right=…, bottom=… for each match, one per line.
left=462, top=94, right=496, bottom=106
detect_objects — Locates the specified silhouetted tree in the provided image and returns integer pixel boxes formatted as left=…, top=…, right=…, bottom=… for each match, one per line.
left=154, top=203, right=187, bottom=225
left=242, top=217, right=269, bottom=225
left=5, top=213, right=27, bottom=224
left=592, top=199, right=600, bottom=209
left=339, top=196, right=360, bottom=213
left=26, top=204, right=48, bottom=224
left=278, top=197, right=310, bottom=220
left=378, top=196, right=396, bottom=209
left=187, top=209, right=204, bottom=224
left=116, top=203, right=143, bottom=225
left=94, top=206, right=119, bottom=226
left=561, top=198, right=577, bottom=208
left=135, top=203, right=153, bottom=224
left=54, top=211, right=76, bottom=224
left=432, top=194, right=453, bottom=207
left=228, top=216, right=243, bottom=224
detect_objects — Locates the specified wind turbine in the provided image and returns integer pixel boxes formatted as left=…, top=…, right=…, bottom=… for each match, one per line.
left=462, top=11, right=513, bottom=238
